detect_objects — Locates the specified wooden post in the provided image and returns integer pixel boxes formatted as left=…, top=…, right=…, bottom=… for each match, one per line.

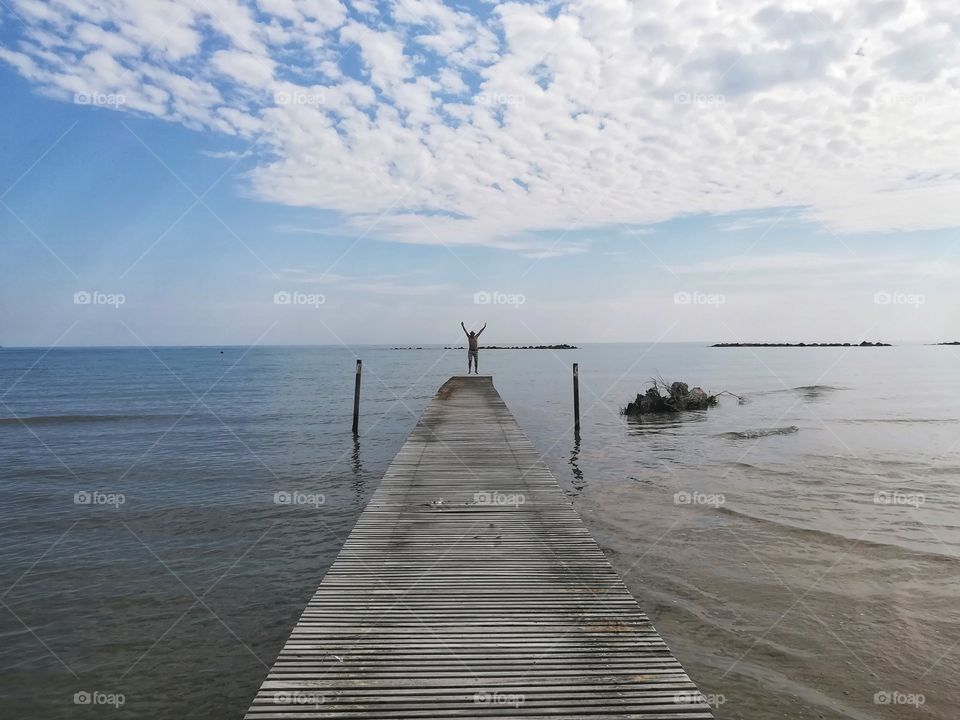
left=352, top=359, right=362, bottom=435
left=572, top=363, right=580, bottom=439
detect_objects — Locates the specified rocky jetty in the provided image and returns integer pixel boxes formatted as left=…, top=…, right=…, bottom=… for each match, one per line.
left=712, top=341, right=891, bottom=347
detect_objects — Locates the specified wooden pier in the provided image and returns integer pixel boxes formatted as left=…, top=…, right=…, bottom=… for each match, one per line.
left=245, top=375, right=713, bottom=718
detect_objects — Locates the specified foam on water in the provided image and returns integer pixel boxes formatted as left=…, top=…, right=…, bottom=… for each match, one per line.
left=717, top=425, right=800, bottom=439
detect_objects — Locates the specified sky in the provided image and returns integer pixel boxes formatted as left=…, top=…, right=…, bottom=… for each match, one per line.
left=1, top=0, right=959, bottom=346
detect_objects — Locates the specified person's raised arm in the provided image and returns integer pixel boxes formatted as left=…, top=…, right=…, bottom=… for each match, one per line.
left=461, top=321, right=468, bottom=336
left=477, top=323, right=487, bottom=337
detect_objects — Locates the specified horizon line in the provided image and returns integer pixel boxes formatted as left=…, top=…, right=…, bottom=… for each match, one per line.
left=1, top=340, right=953, bottom=350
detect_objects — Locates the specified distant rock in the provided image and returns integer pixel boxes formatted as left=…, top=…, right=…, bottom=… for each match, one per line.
left=712, top=341, right=892, bottom=348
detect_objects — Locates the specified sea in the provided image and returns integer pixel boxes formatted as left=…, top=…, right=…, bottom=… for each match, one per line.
left=1, top=343, right=957, bottom=719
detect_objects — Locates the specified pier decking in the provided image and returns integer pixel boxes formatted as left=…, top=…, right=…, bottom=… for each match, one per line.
left=245, top=375, right=713, bottom=718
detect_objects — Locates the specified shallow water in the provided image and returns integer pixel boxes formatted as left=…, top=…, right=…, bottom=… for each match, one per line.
left=1, top=344, right=958, bottom=718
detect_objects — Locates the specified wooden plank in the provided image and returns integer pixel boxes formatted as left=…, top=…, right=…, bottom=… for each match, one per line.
left=245, top=376, right=714, bottom=718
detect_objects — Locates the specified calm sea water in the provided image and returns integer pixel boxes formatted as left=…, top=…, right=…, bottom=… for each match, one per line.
left=1, top=344, right=958, bottom=719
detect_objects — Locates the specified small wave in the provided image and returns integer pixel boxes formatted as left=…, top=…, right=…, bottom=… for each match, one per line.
left=716, top=505, right=956, bottom=562
left=757, top=384, right=846, bottom=394
left=0, top=414, right=179, bottom=426
left=732, top=461, right=804, bottom=478
left=838, top=418, right=958, bottom=425
left=753, top=385, right=846, bottom=401
left=791, top=385, right=847, bottom=401
left=719, top=426, right=799, bottom=440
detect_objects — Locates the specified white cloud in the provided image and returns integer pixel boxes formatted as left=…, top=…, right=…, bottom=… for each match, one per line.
left=339, top=22, right=413, bottom=92
left=257, top=0, right=346, bottom=28
left=211, top=48, right=275, bottom=88
left=3, top=0, right=960, bottom=255
left=202, top=148, right=252, bottom=159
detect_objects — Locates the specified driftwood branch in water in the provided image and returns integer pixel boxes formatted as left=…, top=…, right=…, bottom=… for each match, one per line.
left=621, top=378, right=742, bottom=415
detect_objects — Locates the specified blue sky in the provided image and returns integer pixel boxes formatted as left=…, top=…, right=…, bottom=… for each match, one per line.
left=1, top=0, right=959, bottom=346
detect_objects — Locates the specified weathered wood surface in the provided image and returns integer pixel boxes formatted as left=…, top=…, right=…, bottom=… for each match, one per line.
left=245, top=375, right=713, bottom=718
